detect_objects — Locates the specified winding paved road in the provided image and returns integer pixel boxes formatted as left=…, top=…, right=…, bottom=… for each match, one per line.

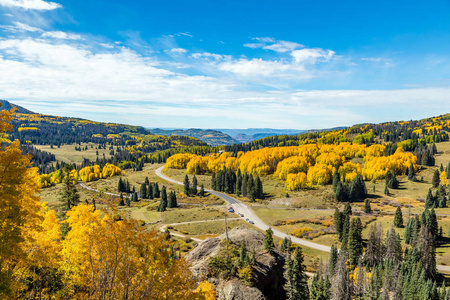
left=156, top=166, right=331, bottom=252
left=155, top=166, right=450, bottom=273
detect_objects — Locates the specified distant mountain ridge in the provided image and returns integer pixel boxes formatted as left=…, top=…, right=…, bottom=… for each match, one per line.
left=217, top=128, right=306, bottom=143
left=148, top=128, right=238, bottom=146
left=0, top=99, right=34, bottom=114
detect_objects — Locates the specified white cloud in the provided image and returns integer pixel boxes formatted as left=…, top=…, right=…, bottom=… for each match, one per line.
left=41, top=31, right=82, bottom=40
left=361, top=57, right=393, bottom=67
left=0, top=21, right=42, bottom=32
left=253, top=37, right=275, bottom=43
left=243, top=42, right=264, bottom=49
left=191, top=52, right=225, bottom=61
left=219, top=58, right=307, bottom=77
left=0, top=0, right=61, bottom=10
left=0, top=33, right=447, bottom=129
left=166, top=48, right=187, bottom=54
left=244, top=38, right=302, bottom=52
left=263, top=40, right=303, bottom=52
left=291, top=48, right=335, bottom=64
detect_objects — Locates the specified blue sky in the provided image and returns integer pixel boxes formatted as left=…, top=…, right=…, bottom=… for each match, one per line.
left=0, top=0, right=449, bottom=129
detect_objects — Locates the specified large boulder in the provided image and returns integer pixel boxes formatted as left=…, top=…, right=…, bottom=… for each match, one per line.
left=185, top=226, right=286, bottom=300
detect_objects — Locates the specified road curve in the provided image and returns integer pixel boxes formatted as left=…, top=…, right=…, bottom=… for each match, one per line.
left=155, top=166, right=450, bottom=273
left=156, top=166, right=331, bottom=252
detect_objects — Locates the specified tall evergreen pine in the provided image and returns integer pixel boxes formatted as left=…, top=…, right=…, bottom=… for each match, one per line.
left=393, top=207, right=403, bottom=228
left=184, top=175, right=190, bottom=196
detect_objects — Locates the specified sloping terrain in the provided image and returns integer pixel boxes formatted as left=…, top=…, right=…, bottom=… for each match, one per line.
left=149, top=128, right=238, bottom=146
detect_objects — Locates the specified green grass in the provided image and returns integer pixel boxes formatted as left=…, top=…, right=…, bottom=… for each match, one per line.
left=85, top=163, right=224, bottom=205
left=35, top=143, right=112, bottom=164
left=173, top=219, right=252, bottom=236
left=161, top=206, right=235, bottom=224
left=251, top=207, right=334, bottom=226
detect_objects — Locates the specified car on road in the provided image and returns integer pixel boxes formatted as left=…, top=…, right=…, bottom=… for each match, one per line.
left=245, top=218, right=249, bottom=222
left=249, top=220, right=254, bottom=224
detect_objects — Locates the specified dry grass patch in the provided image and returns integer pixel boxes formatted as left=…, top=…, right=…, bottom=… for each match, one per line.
left=173, top=220, right=251, bottom=236
left=35, top=143, right=112, bottom=164
left=161, top=206, right=235, bottom=224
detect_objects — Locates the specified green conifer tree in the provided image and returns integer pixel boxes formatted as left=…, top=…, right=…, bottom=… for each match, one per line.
left=344, top=202, right=352, bottom=216
left=425, top=188, right=435, bottom=209
left=153, top=182, right=160, bottom=198
left=199, top=184, right=205, bottom=197
left=393, top=206, right=403, bottom=227
left=432, top=169, right=440, bottom=188
left=332, top=167, right=340, bottom=192
left=364, top=199, right=372, bottom=214
left=348, top=217, right=363, bottom=266
left=184, top=175, right=190, bottom=196
left=58, top=164, right=80, bottom=213
left=139, top=183, right=147, bottom=200
left=191, top=175, right=197, bottom=195
left=264, top=227, right=274, bottom=255
left=291, top=246, right=310, bottom=300
left=334, top=208, right=343, bottom=240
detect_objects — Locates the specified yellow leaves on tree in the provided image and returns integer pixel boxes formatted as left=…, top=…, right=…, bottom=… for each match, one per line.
left=275, top=156, right=311, bottom=180
left=40, top=169, right=63, bottom=188
left=339, top=162, right=362, bottom=183
left=363, top=148, right=418, bottom=180
left=285, top=172, right=308, bottom=190
left=441, top=171, right=449, bottom=187
left=79, top=163, right=122, bottom=182
left=196, top=281, right=217, bottom=300
left=102, top=163, right=122, bottom=178
left=166, top=153, right=198, bottom=169
left=207, top=152, right=238, bottom=174
left=315, top=152, right=345, bottom=167
left=1, top=107, right=214, bottom=299
left=186, top=155, right=209, bottom=174
left=166, top=142, right=418, bottom=188
left=60, top=204, right=209, bottom=299
left=307, top=163, right=334, bottom=185
left=0, top=107, right=42, bottom=296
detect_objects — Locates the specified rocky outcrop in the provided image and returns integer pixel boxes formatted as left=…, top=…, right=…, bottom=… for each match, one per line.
left=185, top=226, right=286, bottom=300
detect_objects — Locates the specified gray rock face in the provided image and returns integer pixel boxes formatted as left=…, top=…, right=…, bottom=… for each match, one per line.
left=185, top=226, right=286, bottom=300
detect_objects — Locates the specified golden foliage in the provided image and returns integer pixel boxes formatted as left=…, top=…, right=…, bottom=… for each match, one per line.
left=0, top=108, right=42, bottom=296
left=441, top=171, right=449, bottom=187
left=196, top=281, right=217, bottom=300
left=1, top=109, right=211, bottom=299
left=362, top=148, right=418, bottom=180
left=285, top=172, right=308, bottom=190
left=78, top=163, right=122, bottom=182
left=291, top=227, right=313, bottom=238
left=167, top=142, right=418, bottom=188
left=17, top=127, right=39, bottom=132
left=40, top=169, right=63, bottom=187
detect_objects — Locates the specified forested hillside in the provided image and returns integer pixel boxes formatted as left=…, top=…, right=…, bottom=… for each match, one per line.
left=149, top=128, right=238, bottom=146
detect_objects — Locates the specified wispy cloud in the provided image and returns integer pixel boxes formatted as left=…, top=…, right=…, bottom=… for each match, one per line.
left=191, top=52, right=226, bottom=61
left=0, top=25, right=447, bottom=128
left=291, top=48, right=335, bottom=64
left=0, top=21, right=42, bottom=32
left=263, top=40, right=303, bottom=52
left=165, top=47, right=187, bottom=54
left=0, top=0, right=61, bottom=10
left=41, top=31, right=82, bottom=40
left=244, top=38, right=303, bottom=52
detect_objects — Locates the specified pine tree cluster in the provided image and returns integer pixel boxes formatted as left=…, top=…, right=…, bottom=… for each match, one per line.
left=211, top=168, right=263, bottom=202
left=310, top=215, right=445, bottom=300
left=333, top=171, right=367, bottom=203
